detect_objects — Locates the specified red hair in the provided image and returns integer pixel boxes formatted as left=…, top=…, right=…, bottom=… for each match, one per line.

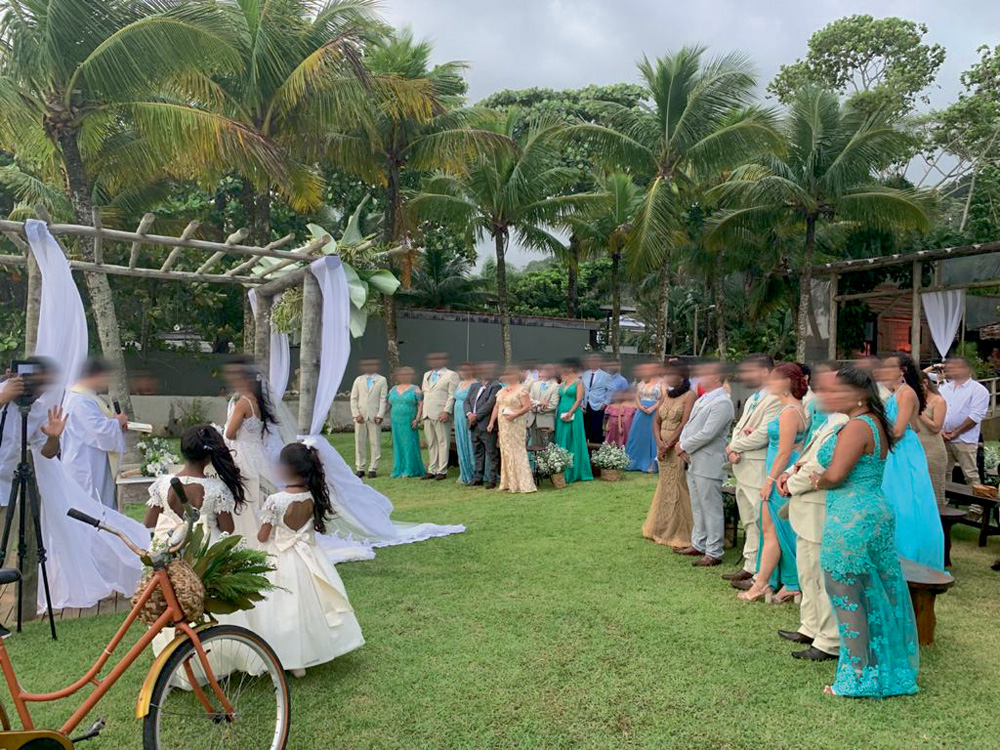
left=775, top=363, right=808, bottom=400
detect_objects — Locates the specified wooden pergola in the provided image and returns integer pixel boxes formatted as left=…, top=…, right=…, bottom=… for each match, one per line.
left=814, top=239, right=1000, bottom=360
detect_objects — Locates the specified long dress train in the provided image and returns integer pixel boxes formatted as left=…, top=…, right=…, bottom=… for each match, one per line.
left=496, top=387, right=536, bottom=493
left=756, top=406, right=804, bottom=592
left=642, top=392, right=695, bottom=546
left=820, top=416, right=920, bottom=698
left=453, top=383, right=475, bottom=484
left=554, top=381, right=593, bottom=483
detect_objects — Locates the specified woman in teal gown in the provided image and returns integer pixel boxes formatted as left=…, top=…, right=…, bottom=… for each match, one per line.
left=387, top=367, right=426, bottom=478
left=876, top=353, right=945, bottom=571
left=739, top=363, right=807, bottom=603
left=555, top=359, right=593, bottom=483
left=812, top=366, right=919, bottom=698
left=452, top=363, right=476, bottom=485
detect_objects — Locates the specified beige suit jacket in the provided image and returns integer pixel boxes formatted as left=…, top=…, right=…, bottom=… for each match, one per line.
left=728, top=391, right=781, bottom=485
left=350, top=374, right=388, bottom=420
left=527, top=379, right=559, bottom=429
left=421, top=368, right=459, bottom=418
left=785, top=412, right=849, bottom=544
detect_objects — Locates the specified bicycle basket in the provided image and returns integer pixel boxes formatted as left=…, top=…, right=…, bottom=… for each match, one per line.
left=131, top=559, right=205, bottom=626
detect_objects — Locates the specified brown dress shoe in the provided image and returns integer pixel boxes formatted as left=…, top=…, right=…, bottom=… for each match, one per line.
left=692, top=555, right=723, bottom=567
left=730, top=578, right=754, bottom=591
left=435, top=473, right=447, bottom=480
left=673, top=546, right=703, bottom=557
left=721, top=569, right=753, bottom=582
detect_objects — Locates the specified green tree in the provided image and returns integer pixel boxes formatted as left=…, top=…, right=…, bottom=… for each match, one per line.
left=397, top=243, right=489, bottom=310
left=570, top=46, right=779, bottom=358
left=708, top=87, right=931, bottom=360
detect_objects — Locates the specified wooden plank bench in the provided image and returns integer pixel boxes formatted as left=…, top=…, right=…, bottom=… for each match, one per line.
left=901, top=557, right=955, bottom=646
left=943, top=482, right=1000, bottom=547
left=939, top=506, right=967, bottom=568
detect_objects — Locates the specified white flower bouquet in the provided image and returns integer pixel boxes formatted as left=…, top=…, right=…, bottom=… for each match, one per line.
left=138, top=437, right=181, bottom=478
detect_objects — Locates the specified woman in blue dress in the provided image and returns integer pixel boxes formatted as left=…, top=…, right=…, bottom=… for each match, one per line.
left=452, top=362, right=477, bottom=485
left=738, top=363, right=807, bottom=604
left=811, top=366, right=919, bottom=698
left=625, top=363, right=662, bottom=472
left=386, top=367, right=425, bottom=478
left=876, top=353, right=945, bottom=571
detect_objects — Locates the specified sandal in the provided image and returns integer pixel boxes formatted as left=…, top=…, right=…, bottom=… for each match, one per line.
left=737, top=583, right=773, bottom=602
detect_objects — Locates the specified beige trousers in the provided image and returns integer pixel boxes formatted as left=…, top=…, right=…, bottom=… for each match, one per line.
left=423, top=418, right=451, bottom=475
left=734, top=480, right=761, bottom=573
left=796, top=537, right=839, bottom=654
left=946, top=441, right=979, bottom=483
left=353, top=420, right=382, bottom=472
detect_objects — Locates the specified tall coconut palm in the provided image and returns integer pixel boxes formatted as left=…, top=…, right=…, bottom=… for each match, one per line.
left=570, top=46, right=780, bottom=359
left=411, top=114, right=601, bottom=362
left=708, top=87, right=932, bottom=360
left=0, top=0, right=287, bottom=408
left=397, top=244, right=490, bottom=310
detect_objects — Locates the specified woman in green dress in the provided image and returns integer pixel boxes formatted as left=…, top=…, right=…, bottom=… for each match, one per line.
left=555, top=358, right=593, bottom=483
left=387, top=367, right=426, bottom=478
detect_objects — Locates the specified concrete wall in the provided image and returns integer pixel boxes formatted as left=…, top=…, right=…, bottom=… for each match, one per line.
left=130, top=395, right=355, bottom=435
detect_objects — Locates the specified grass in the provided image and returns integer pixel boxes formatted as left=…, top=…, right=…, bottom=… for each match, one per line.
left=5, top=433, right=1000, bottom=748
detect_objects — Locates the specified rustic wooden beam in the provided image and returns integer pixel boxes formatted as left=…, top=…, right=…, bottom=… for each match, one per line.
left=814, top=241, right=1000, bottom=275
left=253, top=265, right=310, bottom=297
left=225, top=233, right=295, bottom=276
left=159, top=220, right=201, bottom=272
left=91, top=207, right=104, bottom=264
left=835, top=276, right=1000, bottom=302
left=252, top=234, right=331, bottom=280
left=0, top=253, right=259, bottom=286
left=253, top=293, right=272, bottom=366
left=911, top=261, right=922, bottom=360
left=298, top=271, right=322, bottom=433
left=128, top=213, right=155, bottom=269
left=196, top=227, right=249, bottom=275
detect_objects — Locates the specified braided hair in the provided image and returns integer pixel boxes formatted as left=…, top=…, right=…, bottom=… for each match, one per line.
left=835, top=366, right=896, bottom=451
left=180, top=424, right=247, bottom=511
left=279, top=443, right=333, bottom=534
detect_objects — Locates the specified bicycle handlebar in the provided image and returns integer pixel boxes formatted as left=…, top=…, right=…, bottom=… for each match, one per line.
left=67, top=508, right=101, bottom=528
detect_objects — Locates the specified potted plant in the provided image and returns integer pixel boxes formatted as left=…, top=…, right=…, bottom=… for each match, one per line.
left=591, top=443, right=631, bottom=482
left=535, top=444, right=574, bottom=489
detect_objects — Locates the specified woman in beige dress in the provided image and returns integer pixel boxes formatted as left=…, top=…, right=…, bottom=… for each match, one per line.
left=643, top=361, right=696, bottom=547
left=490, top=365, right=537, bottom=493
left=918, top=372, right=949, bottom=507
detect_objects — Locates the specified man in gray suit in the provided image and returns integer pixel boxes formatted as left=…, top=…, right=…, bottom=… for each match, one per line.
left=675, top=361, right=735, bottom=567
left=466, top=362, right=502, bottom=488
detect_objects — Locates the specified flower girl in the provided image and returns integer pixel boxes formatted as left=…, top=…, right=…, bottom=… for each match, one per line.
left=144, top=424, right=247, bottom=544
left=248, top=443, right=365, bottom=676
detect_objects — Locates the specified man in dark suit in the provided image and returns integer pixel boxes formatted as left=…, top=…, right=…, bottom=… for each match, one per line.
left=466, top=362, right=502, bottom=488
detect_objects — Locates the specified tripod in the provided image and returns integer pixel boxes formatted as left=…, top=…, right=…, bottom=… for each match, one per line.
left=0, top=403, right=57, bottom=639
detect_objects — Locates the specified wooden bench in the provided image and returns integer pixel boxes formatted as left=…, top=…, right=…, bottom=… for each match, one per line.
left=939, top=506, right=967, bottom=568
left=900, top=557, right=955, bottom=646
left=721, top=485, right=741, bottom=550
left=943, top=482, right=1000, bottom=547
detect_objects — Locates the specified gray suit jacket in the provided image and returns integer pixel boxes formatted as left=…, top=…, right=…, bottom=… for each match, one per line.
left=679, top=387, right=735, bottom=479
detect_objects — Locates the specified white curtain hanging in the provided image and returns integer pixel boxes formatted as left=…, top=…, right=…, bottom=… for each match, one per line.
left=921, top=290, right=965, bottom=360
left=247, top=288, right=290, bottom=400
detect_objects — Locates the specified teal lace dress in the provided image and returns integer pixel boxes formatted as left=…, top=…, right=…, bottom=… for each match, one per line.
left=756, top=407, right=805, bottom=592
left=453, top=383, right=475, bottom=484
left=388, top=385, right=426, bottom=478
left=819, top=416, right=920, bottom=698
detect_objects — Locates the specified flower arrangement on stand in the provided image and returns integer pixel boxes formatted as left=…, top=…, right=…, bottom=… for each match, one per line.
left=137, top=437, right=180, bottom=477
left=591, top=443, right=630, bottom=482
left=535, top=444, right=574, bottom=489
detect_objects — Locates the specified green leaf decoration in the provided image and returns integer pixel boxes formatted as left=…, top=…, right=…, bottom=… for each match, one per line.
left=364, top=269, right=401, bottom=295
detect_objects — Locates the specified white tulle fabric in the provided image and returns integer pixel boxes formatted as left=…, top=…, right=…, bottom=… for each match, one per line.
left=247, top=289, right=290, bottom=400
left=25, top=220, right=150, bottom=612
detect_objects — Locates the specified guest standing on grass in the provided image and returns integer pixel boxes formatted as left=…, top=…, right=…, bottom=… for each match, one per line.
left=738, top=363, right=808, bottom=603
left=421, top=352, right=458, bottom=481
left=467, top=363, right=502, bottom=488
left=675, top=361, right=734, bottom=567
left=625, top=363, right=663, bottom=472
left=527, top=363, right=560, bottom=448
left=603, top=389, right=636, bottom=447
left=349, top=359, right=387, bottom=478
left=643, top=360, right=696, bottom=548
left=940, top=356, right=989, bottom=484
left=876, top=353, right=945, bottom=571
left=606, top=359, right=630, bottom=394
left=918, top=372, right=949, bottom=506
left=387, top=367, right=425, bottom=478
left=810, top=366, right=919, bottom=698
left=582, top=354, right=612, bottom=444
left=491, top=365, right=537, bottom=494
left=452, top=362, right=477, bottom=485
left=555, top=358, right=593, bottom=484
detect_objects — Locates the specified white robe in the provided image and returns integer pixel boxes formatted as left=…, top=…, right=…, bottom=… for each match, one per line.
left=61, top=390, right=124, bottom=509
left=0, top=401, right=22, bottom=506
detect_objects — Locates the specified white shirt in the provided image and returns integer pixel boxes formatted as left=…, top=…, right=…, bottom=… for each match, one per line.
left=940, top=377, right=990, bottom=444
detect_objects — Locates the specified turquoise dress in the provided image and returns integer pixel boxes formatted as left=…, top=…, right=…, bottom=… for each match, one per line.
left=388, top=386, right=425, bottom=478
left=453, top=382, right=475, bottom=484
left=756, top=406, right=805, bottom=592
left=819, top=416, right=919, bottom=698
left=625, top=384, right=660, bottom=472
left=555, top=381, right=593, bottom=483
left=881, top=392, right=945, bottom=570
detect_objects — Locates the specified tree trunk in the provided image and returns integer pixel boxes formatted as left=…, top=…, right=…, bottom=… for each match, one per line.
left=566, top=234, right=580, bottom=318
left=23, top=252, right=40, bottom=355
left=655, top=255, right=670, bottom=360
left=713, top=251, right=728, bottom=357
left=380, top=162, right=403, bottom=372
left=610, top=239, right=622, bottom=358
left=58, top=130, right=133, bottom=414
left=494, top=228, right=513, bottom=363
left=795, top=216, right=817, bottom=362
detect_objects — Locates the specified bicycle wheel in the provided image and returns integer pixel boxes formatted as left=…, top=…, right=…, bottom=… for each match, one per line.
left=143, top=624, right=290, bottom=750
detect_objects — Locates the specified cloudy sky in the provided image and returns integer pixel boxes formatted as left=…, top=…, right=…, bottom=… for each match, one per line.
left=383, top=0, right=1000, bottom=266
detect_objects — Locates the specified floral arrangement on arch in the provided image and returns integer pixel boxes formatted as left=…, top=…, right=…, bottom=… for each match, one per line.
left=534, top=444, right=574, bottom=477
left=590, top=443, right=631, bottom=471
left=137, top=437, right=180, bottom=478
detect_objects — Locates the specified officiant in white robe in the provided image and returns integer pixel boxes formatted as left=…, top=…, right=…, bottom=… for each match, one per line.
left=62, top=358, right=127, bottom=509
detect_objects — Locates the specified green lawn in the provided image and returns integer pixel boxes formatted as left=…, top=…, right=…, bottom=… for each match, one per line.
left=5, top=433, right=1000, bottom=748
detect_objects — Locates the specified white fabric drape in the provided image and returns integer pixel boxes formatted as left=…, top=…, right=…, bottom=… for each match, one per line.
left=247, top=288, right=290, bottom=400
left=922, top=290, right=965, bottom=359
left=24, top=220, right=149, bottom=612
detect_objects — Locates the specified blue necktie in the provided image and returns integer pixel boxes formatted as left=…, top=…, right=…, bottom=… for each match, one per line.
left=366, top=376, right=373, bottom=388
left=431, top=371, right=439, bottom=383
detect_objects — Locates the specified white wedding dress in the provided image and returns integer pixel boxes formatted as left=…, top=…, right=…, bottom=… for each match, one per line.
left=223, top=396, right=275, bottom=542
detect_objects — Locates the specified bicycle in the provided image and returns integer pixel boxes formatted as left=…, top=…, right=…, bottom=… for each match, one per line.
left=0, top=479, right=290, bottom=749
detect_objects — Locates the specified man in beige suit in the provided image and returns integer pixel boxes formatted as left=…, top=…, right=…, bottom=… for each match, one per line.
left=724, top=354, right=782, bottom=584
left=350, top=359, right=387, bottom=477
left=421, top=352, right=459, bottom=480
left=777, top=369, right=845, bottom=661
left=527, top=363, right=560, bottom=447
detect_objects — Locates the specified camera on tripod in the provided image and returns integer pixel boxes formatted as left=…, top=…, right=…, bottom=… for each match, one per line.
left=9, top=359, right=46, bottom=408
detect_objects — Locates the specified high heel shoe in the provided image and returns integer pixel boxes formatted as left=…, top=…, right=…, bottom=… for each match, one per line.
left=737, top=583, right=773, bottom=602
left=766, top=588, right=802, bottom=605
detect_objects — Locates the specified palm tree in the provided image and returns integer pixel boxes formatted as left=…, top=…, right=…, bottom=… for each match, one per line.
left=398, top=244, right=490, bottom=310
left=568, top=172, right=642, bottom=356
left=570, top=46, right=779, bottom=359
left=0, top=0, right=286, bottom=409
left=412, top=114, right=601, bottom=362
left=708, top=87, right=932, bottom=360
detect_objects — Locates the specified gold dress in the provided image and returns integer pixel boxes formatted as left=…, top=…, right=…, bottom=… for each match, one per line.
left=918, top=399, right=948, bottom=507
left=497, top=386, right=537, bottom=493
left=642, top=391, right=695, bottom=546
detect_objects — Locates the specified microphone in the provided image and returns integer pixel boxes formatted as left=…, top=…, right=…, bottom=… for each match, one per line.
left=112, top=400, right=121, bottom=414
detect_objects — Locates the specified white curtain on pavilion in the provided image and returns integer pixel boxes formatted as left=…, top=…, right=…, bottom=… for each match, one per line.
left=247, top=288, right=290, bottom=400
left=922, top=290, right=966, bottom=359
left=23, top=220, right=148, bottom=612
